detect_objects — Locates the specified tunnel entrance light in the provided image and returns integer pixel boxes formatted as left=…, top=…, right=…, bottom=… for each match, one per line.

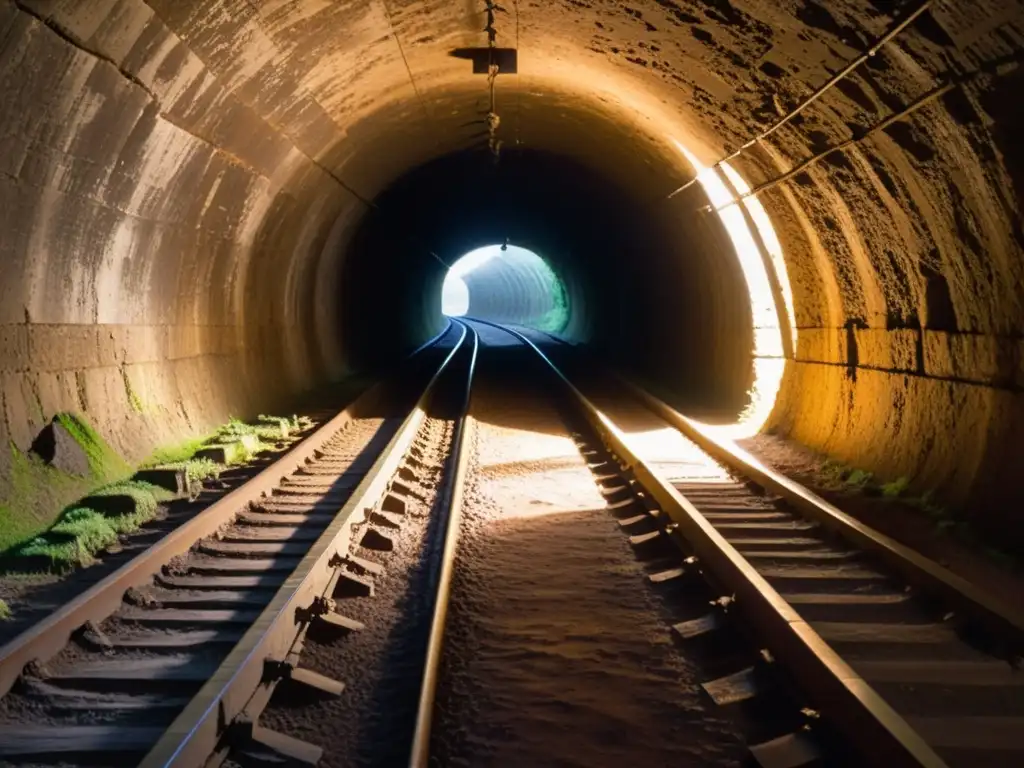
left=440, top=244, right=569, bottom=332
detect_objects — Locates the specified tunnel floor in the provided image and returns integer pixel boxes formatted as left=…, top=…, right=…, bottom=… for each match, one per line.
left=430, top=333, right=747, bottom=767
left=0, top=321, right=1023, bottom=767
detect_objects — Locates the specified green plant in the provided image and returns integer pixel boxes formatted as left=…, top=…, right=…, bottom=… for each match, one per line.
left=881, top=476, right=910, bottom=498
left=818, top=459, right=855, bottom=488
left=0, top=600, right=10, bottom=620
left=184, top=458, right=220, bottom=483
left=216, top=418, right=257, bottom=441
left=845, top=468, right=873, bottom=488
left=55, top=414, right=131, bottom=479
left=143, top=434, right=211, bottom=467
left=8, top=481, right=170, bottom=572
left=253, top=414, right=308, bottom=441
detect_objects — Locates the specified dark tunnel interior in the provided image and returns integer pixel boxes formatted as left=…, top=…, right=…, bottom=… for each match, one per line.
left=340, top=148, right=753, bottom=415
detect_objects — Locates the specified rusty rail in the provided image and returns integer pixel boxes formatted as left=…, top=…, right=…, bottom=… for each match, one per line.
left=408, top=319, right=478, bottom=767
left=473, top=318, right=945, bottom=767
left=139, top=323, right=471, bottom=767
left=620, top=377, right=1024, bottom=655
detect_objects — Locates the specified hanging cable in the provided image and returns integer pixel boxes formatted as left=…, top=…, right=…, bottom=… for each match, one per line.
left=666, top=0, right=933, bottom=200
left=483, top=1, right=506, bottom=161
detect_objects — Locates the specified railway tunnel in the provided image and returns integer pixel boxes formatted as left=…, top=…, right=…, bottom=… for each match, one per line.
left=1, top=0, right=1023, bottom=550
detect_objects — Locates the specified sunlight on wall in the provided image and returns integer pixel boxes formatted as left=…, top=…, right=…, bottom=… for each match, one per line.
left=672, top=141, right=795, bottom=438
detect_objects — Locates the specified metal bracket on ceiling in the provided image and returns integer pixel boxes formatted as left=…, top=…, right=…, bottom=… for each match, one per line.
left=446, top=2, right=519, bottom=162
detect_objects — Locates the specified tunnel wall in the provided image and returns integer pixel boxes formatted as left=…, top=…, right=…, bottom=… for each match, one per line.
left=701, top=0, right=1024, bottom=540
left=0, top=1, right=358, bottom=482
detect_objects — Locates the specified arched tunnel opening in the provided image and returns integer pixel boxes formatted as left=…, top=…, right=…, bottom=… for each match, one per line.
left=440, top=244, right=570, bottom=333
left=1, top=2, right=1023, bottom=554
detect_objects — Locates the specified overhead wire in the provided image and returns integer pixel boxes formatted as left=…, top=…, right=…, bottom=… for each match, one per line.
left=665, top=0, right=934, bottom=200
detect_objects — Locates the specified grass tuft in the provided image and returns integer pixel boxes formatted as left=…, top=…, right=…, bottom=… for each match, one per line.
left=0, top=600, right=10, bottom=620
left=9, top=481, right=171, bottom=572
left=881, top=476, right=910, bottom=498
left=144, top=435, right=211, bottom=467
left=183, top=458, right=221, bottom=483
left=157, top=457, right=222, bottom=485
left=217, top=417, right=255, bottom=440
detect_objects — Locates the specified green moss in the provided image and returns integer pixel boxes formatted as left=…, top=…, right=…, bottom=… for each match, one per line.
left=55, top=413, right=131, bottom=479
left=90, top=480, right=171, bottom=532
left=128, top=389, right=144, bottom=414
left=121, top=367, right=146, bottom=414
left=881, top=476, right=910, bottom=498
left=9, top=481, right=170, bottom=572
left=1, top=410, right=307, bottom=567
left=143, top=435, right=211, bottom=467
left=0, top=501, right=52, bottom=555
left=1, top=414, right=132, bottom=555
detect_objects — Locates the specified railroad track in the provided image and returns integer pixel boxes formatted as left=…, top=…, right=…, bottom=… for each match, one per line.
left=0, top=320, right=476, bottom=767
left=4, top=315, right=1022, bottom=768
left=468, top=319, right=1024, bottom=768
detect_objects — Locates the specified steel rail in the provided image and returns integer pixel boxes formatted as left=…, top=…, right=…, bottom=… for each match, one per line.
left=139, top=323, right=470, bottom=767
left=472, top=318, right=945, bottom=768
left=0, top=320, right=454, bottom=702
left=408, top=320, right=479, bottom=768
left=619, top=377, right=1024, bottom=655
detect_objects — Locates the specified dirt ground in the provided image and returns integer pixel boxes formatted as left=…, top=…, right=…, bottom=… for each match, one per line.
left=432, top=339, right=747, bottom=767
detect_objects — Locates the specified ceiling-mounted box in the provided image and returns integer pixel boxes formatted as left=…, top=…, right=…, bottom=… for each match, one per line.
left=449, top=47, right=518, bottom=74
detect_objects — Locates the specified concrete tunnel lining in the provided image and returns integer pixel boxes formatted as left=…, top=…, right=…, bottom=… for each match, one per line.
left=1, top=0, right=1024, bottom=549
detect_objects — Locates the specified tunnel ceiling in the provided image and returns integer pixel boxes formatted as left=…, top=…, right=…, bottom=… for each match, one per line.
left=3, top=0, right=1024, bottom=544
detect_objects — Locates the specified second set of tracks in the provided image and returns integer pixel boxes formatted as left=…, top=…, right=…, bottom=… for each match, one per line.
left=0, top=318, right=1021, bottom=767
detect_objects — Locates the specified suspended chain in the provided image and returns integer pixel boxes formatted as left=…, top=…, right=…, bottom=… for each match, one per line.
left=484, top=1, right=506, bottom=161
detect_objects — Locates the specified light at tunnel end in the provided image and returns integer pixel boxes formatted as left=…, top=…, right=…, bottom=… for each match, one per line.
left=440, top=244, right=570, bottom=332
left=441, top=275, right=470, bottom=317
